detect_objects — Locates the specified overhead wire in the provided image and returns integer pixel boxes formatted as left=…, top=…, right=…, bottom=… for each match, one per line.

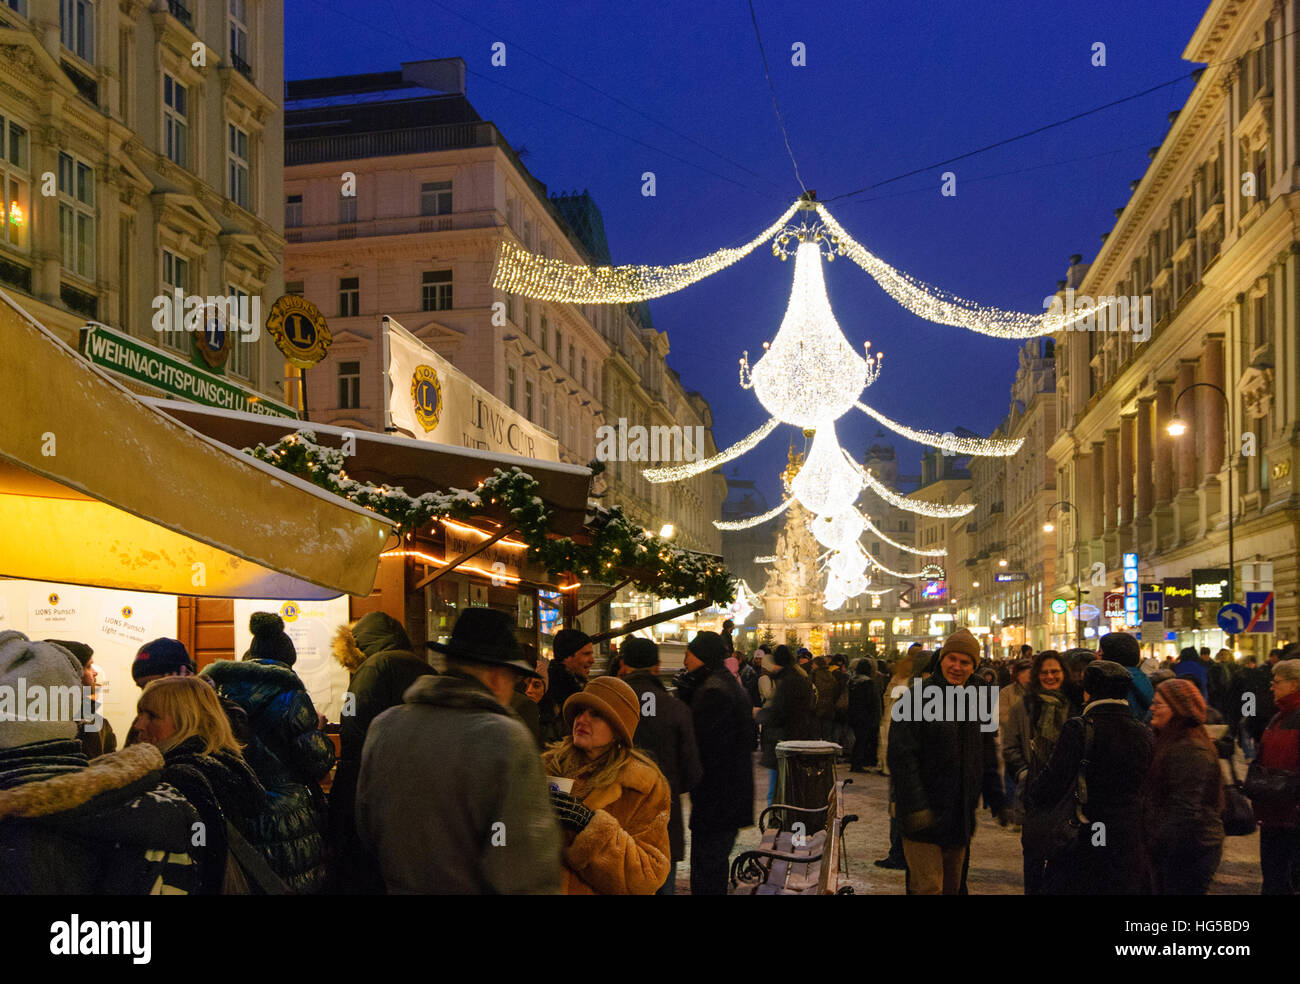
left=746, top=0, right=808, bottom=195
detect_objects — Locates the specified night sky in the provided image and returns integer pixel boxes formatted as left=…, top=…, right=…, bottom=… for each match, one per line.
left=287, top=0, right=1206, bottom=506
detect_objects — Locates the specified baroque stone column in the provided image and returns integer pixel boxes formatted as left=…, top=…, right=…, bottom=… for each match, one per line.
left=1175, top=361, right=1199, bottom=491
left=1154, top=383, right=1175, bottom=505
left=1119, top=413, right=1136, bottom=529
left=1103, top=429, right=1119, bottom=532
left=1136, top=398, right=1154, bottom=516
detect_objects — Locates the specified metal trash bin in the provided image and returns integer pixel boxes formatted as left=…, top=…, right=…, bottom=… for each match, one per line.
left=775, top=740, right=841, bottom=811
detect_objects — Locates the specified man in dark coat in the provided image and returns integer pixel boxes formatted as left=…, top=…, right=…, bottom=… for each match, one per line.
left=618, top=637, right=703, bottom=894
left=326, top=610, right=436, bottom=892
left=539, top=628, right=594, bottom=740
left=675, top=630, right=754, bottom=895
left=848, top=658, right=882, bottom=771
left=0, top=632, right=201, bottom=895
left=1029, top=659, right=1154, bottom=895
left=356, top=608, right=561, bottom=894
left=888, top=628, right=1004, bottom=894
left=810, top=656, right=839, bottom=741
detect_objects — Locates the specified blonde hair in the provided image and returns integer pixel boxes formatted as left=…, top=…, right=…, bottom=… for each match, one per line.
left=138, top=676, right=240, bottom=757
left=542, top=737, right=659, bottom=796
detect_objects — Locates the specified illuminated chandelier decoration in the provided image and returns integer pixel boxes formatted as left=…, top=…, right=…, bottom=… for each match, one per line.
left=789, top=422, right=863, bottom=517
left=810, top=507, right=866, bottom=550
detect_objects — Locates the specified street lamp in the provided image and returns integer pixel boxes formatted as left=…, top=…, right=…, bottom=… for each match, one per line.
left=1166, top=382, right=1234, bottom=612
left=1045, top=500, right=1083, bottom=648
left=998, top=558, right=1008, bottom=568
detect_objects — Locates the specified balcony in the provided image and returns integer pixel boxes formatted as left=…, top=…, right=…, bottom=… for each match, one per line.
left=231, top=52, right=253, bottom=82
left=61, top=60, right=97, bottom=105
left=286, top=208, right=498, bottom=243
left=286, top=121, right=500, bottom=165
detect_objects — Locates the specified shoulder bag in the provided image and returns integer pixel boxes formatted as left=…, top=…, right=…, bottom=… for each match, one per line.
left=1023, top=716, right=1094, bottom=861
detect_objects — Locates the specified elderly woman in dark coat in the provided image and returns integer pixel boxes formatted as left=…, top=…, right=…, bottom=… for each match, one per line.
left=1143, top=679, right=1224, bottom=894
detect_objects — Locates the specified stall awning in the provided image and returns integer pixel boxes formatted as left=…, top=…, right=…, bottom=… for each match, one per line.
left=146, top=399, right=595, bottom=537
left=0, top=291, right=394, bottom=599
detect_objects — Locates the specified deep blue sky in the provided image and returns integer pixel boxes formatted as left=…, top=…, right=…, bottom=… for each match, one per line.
left=287, top=0, right=1207, bottom=505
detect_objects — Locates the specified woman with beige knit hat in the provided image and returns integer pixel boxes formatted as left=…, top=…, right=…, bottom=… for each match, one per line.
left=542, top=675, right=672, bottom=894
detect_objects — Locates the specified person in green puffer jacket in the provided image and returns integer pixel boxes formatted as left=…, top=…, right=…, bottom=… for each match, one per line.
left=201, top=612, right=334, bottom=895
left=326, top=611, right=436, bottom=894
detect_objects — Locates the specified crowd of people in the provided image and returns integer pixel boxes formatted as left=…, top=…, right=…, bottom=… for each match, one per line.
left=1, top=612, right=1298, bottom=896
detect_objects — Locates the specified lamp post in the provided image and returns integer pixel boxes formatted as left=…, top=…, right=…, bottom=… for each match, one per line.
left=1044, top=500, right=1083, bottom=648
left=1166, top=382, right=1234, bottom=624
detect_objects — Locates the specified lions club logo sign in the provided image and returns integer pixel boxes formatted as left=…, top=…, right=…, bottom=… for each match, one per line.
left=279, top=601, right=301, bottom=623
left=411, top=365, right=442, bottom=433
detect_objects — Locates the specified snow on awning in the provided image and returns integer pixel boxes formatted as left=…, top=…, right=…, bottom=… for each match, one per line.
left=0, top=291, right=393, bottom=599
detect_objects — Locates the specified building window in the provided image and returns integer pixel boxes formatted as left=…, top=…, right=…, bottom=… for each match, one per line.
left=540, top=313, right=549, bottom=353
left=227, top=124, right=250, bottom=210
left=420, top=180, right=452, bottom=216
left=60, top=0, right=94, bottom=62
left=226, top=285, right=252, bottom=379
left=228, top=0, right=251, bottom=78
left=505, top=294, right=515, bottom=324
left=160, top=249, right=189, bottom=351
left=285, top=194, right=302, bottom=228
left=523, top=301, right=532, bottom=338
left=7, top=1, right=29, bottom=17
left=338, top=192, right=356, bottom=224
left=338, top=276, right=359, bottom=317
left=421, top=269, right=452, bottom=311
left=0, top=116, right=30, bottom=249
left=338, top=360, right=360, bottom=409
left=58, top=152, right=94, bottom=279
left=162, top=74, right=188, bottom=168
left=541, top=390, right=549, bottom=429
left=284, top=280, right=303, bottom=295
left=581, top=356, right=587, bottom=390
left=507, top=366, right=517, bottom=409
left=568, top=343, right=575, bottom=376
left=524, top=378, right=534, bottom=420
left=1252, top=292, right=1270, bottom=350
left=554, top=327, right=563, bottom=362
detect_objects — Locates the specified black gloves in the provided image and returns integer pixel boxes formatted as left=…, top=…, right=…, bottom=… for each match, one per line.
left=550, top=790, right=594, bottom=832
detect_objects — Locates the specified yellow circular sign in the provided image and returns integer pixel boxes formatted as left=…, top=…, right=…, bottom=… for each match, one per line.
left=266, top=295, right=332, bottom=368
left=121, top=606, right=133, bottom=619
left=280, top=601, right=301, bottom=623
left=411, top=364, right=443, bottom=432
left=48, top=593, right=59, bottom=606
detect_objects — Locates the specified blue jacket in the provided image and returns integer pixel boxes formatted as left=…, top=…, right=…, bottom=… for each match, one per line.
left=1126, top=666, right=1154, bottom=720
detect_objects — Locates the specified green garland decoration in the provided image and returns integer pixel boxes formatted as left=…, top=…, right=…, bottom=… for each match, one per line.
left=244, top=430, right=736, bottom=605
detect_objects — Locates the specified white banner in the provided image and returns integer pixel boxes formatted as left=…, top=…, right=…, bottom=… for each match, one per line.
left=384, top=317, right=559, bottom=462
left=232, top=598, right=352, bottom=723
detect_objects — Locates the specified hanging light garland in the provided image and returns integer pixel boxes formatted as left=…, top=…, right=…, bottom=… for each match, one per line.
left=861, top=547, right=932, bottom=580
left=847, top=455, right=975, bottom=518
left=814, top=205, right=1088, bottom=337
left=713, top=495, right=793, bottom=531
left=739, top=234, right=881, bottom=428
left=855, top=402, right=1023, bottom=457
left=861, top=513, right=947, bottom=557
left=647, top=416, right=779, bottom=483
left=492, top=203, right=801, bottom=303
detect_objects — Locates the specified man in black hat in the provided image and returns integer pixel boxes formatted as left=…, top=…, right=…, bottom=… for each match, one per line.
left=675, top=630, right=754, bottom=895
left=1027, top=659, right=1153, bottom=895
left=539, top=628, right=594, bottom=740
left=356, top=608, right=562, bottom=894
left=617, top=637, right=702, bottom=895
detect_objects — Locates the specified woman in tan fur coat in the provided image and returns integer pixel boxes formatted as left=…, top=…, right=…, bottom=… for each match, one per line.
left=541, top=675, right=672, bottom=894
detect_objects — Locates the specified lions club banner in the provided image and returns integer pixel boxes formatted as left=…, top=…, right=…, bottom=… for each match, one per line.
left=383, top=317, right=559, bottom=462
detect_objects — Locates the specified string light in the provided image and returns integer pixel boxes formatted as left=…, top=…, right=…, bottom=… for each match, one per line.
left=713, top=496, right=793, bottom=530
left=492, top=203, right=801, bottom=303
left=815, top=205, right=1085, bottom=337
left=740, top=237, right=881, bottom=428
left=646, top=417, right=779, bottom=483
left=855, top=402, right=1023, bottom=457
left=791, top=423, right=862, bottom=517
left=860, top=547, right=931, bottom=580
left=861, top=513, right=947, bottom=557
left=847, top=455, right=975, bottom=517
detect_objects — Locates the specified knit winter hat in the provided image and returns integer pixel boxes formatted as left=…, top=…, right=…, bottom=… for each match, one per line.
left=687, top=631, right=728, bottom=671
left=245, top=612, right=296, bottom=666
left=563, top=675, right=641, bottom=747
left=46, top=639, right=93, bottom=668
left=939, top=628, right=981, bottom=663
left=132, top=638, right=195, bottom=685
left=1083, top=659, right=1132, bottom=700
left=1099, top=631, right=1141, bottom=668
left=1156, top=678, right=1206, bottom=723
left=620, top=637, right=659, bottom=669
left=553, top=628, right=592, bottom=663
left=0, top=630, right=83, bottom=749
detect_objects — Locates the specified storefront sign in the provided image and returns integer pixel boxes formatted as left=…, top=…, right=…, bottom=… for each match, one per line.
left=1162, top=577, right=1192, bottom=608
left=994, top=571, right=1027, bottom=582
left=1192, top=568, right=1231, bottom=603
left=1050, top=598, right=1069, bottom=615
left=1103, top=591, right=1125, bottom=618
left=80, top=323, right=298, bottom=418
left=1123, top=553, right=1140, bottom=626
left=385, top=318, right=559, bottom=461
left=266, top=295, right=331, bottom=368
left=233, top=598, right=351, bottom=721
left=921, top=580, right=946, bottom=600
